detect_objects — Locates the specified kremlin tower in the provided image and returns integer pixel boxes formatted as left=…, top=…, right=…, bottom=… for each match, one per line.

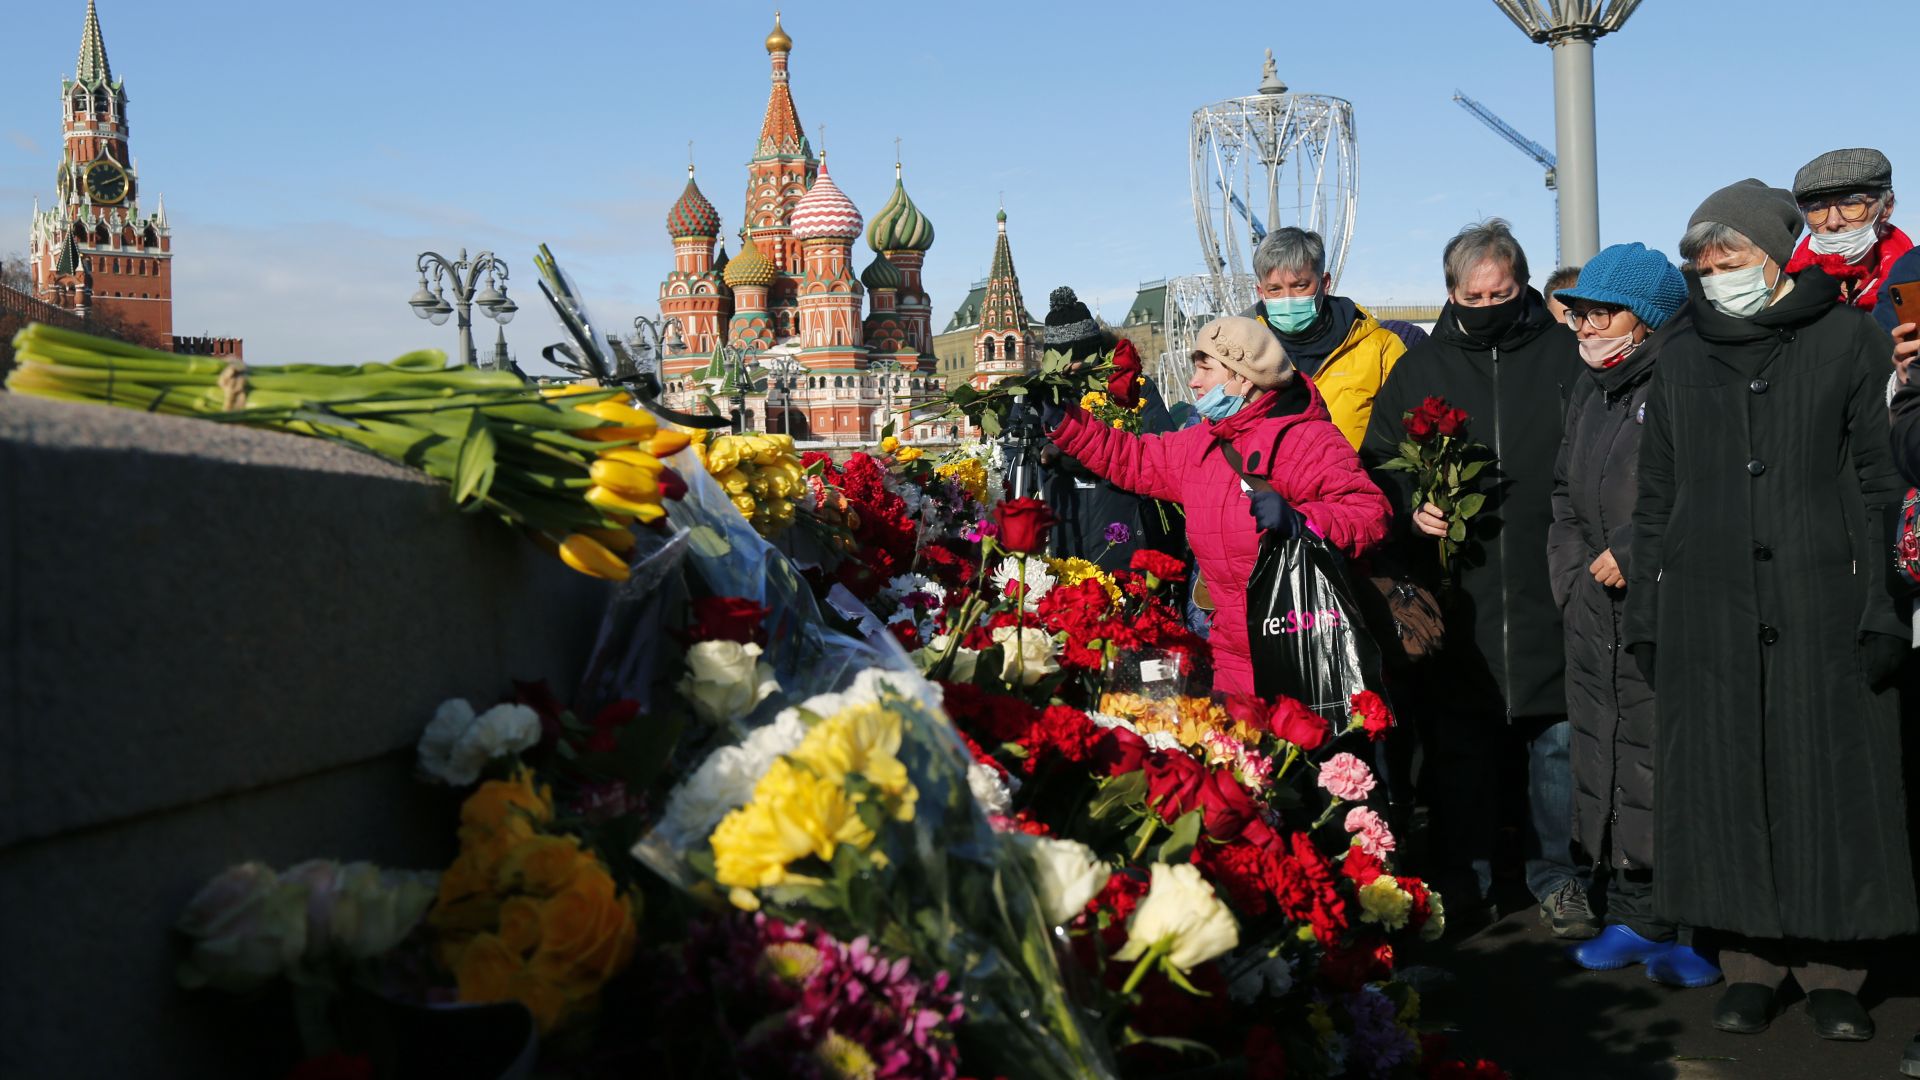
left=656, top=13, right=939, bottom=444
left=971, top=208, right=1036, bottom=390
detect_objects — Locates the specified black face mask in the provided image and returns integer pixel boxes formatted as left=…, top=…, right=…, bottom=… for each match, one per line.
left=1454, top=293, right=1524, bottom=342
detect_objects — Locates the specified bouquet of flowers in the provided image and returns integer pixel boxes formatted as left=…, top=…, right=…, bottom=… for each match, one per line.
left=930, top=338, right=1146, bottom=438
left=1374, top=396, right=1495, bottom=581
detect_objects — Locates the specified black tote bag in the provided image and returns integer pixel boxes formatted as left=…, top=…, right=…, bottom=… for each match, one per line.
left=1217, top=440, right=1388, bottom=719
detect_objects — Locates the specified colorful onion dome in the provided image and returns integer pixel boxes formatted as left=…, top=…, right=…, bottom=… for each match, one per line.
left=765, top=11, right=791, bottom=53
left=860, top=252, right=903, bottom=291
left=722, top=236, right=776, bottom=288
left=866, top=163, right=935, bottom=253
left=789, top=159, right=863, bottom=242
left=665, top=166, right=720, bottom=239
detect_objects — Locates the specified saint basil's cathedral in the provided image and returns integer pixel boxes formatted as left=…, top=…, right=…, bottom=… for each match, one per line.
left=656, top=14, right=953, bottom=443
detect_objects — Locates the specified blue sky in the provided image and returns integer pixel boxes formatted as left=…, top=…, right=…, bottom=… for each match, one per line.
left=2, top=0, right=1914, bottom=369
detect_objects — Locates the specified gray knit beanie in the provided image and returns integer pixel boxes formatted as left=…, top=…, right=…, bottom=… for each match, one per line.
left=1687, top=179, right=1805, bottom=267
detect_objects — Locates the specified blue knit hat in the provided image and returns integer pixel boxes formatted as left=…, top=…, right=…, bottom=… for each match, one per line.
left=1553, top=242, right=1688, bottom=330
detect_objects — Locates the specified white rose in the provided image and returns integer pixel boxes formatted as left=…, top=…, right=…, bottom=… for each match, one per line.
left=175, top=863, right=309, bottom=992
left=1016, top=835, right=1109, bottom=926
left=680, top=640, right=778, bottom=724
left=465, top=704, right=541, bottom=762
left=1113, top=862, right=1240, bottom=973
left=325, top=862, right=438, bottom=962
left=991, top=626, right=1060, bottom=687
left=967, top=762, right=1013, bottom=817
left=916, top=636, right=979, bottom=683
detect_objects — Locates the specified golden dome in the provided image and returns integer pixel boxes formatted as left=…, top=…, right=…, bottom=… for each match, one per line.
left=765, top=11, right=791, bottom=53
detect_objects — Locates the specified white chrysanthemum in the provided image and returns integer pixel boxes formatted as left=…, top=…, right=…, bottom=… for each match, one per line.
left=989, top=558, right=1056, bottom=611
left=416, top=700, right=541, bottom=786
left=967, top=763, right=1013, bottom=817
left=881, top=573, right=947, bottom=609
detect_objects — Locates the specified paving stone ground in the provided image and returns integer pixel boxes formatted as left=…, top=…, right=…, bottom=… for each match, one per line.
left=1411, top=910, right=1920, bottom=1080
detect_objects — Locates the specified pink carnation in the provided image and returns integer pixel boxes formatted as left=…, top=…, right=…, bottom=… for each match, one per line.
left=1344, top=806, right=1396, bottom=858
left=1317, top=752, right=1377, bottom=802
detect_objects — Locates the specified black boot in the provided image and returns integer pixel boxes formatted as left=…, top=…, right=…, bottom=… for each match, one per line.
left=1712, top=982, right=1776, bottom=1035
left=1805, top=989, right=1874, bottom=1042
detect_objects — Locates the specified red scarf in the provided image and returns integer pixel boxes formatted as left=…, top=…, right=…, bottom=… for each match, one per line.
left=1785, top=225, right=1915, bottom=310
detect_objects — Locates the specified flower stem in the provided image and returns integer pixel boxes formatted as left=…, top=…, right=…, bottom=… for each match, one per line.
left=1120, top=938, right=1171, bottom=996
left=1131, top=817, right=1161, bottom=860
left=1313, top=797, right=1345, bottom=831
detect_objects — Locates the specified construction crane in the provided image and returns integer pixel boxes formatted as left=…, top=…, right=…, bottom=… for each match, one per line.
left=1219, top=180, right=1268, bottom=245
left=1451, top=90, right=1562, bottom=264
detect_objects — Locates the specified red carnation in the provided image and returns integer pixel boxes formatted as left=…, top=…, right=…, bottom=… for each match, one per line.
left=1349, top=690, right=1395, bottom=742
left=1271, top=697, right=1329, bottom=751
left=686, top=596, right=770, bottom=645
left=992, top=497, right=1057, bottom=555
left=1341, top=847, right=1386, bottom=886
left=1108, top=338, right=1144, bottom=408
left=1129, top=549, right=1187, bottom=584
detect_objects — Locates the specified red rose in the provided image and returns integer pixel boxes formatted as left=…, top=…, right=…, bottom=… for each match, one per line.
left=992, top=497, right=1058, bottom=555
left=1223, top=693, right=1273, bottom=736
left=1270, top=698, right=1328, bottom=751
left=1436, top=405, right=1470, bottom=438
left=1349, top=690, right=1395, bottom=742
left=1129, top=549, right=1188, bottom=583
left=657, top=467, right=689, bottom=502
left=1108, top=338, right=1144, bottom=407
left=1092, top=727, right=1148, bottom=776
left=1193, top=768, right=1262, bottom=840
left=686, top=596, right=770, bottom=645
left=1404, top=408, right=1437, bottom=443
left=1143, top=750, right=1208, bottom=820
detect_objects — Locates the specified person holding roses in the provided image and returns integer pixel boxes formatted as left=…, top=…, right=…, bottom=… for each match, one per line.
left=1039, top=315, right=1390, bottom=695
left=1626, top=181, right=1916, bottom=1042
left=1034, top=286, right=1181, bottom=572
left=1545, top=242, right=1722, bottom=987
left=1359, top=218, right=1590, bottom=937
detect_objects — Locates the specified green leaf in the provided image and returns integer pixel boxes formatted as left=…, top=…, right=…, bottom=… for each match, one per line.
left=451, top=410, right=497, bottom=505
left=980, top=410, right=1002, bottom=437
left=1460, top=459, right=1490, bottom=482
left=1158, top=809, right=1204, bottom=864
left=1375, top=459, right=1416, bottom=472
left=1089, top=770, right=1149, bottom=822
left=880, top=419, right=896, bottom=440
left=1448, top=517, right=1467, bottom=542
left=1455, top=492, right=1486, bottom=518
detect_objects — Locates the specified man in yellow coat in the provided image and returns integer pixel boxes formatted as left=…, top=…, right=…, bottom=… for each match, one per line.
left=1242, top=227, right=1404, bottom=448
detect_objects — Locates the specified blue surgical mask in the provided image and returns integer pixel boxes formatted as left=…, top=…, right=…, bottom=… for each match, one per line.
left=1195, top=383, right=1246, bottom=421
left=1263, top=294, right=1321, bottom=334
left=1700, top=261, right=1778, bottom=319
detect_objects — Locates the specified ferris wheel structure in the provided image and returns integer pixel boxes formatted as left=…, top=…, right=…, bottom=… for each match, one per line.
left=1163, top=51, right=1358, bottom=401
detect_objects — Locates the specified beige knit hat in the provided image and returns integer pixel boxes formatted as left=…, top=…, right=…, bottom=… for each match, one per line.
left=1192, top=316, right=1294, bottom=390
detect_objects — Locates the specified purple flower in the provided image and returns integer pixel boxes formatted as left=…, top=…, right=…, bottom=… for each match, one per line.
left=1103, top=522, right=1132, bottom=545
left=1341, top=986, right=1416, bottom=1078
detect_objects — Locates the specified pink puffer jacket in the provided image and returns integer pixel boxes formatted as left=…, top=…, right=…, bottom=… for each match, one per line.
left=1050, top=381, right=1391, bottom=695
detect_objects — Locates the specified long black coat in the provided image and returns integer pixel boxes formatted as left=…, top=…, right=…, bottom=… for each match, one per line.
left=1624, top=269, right=1916, bottom=940
left=1042, top=379, right=1179, bottom=571
left=1362, top=289, right=1584, bottom=719
left=1549, top=316, right=1684, bottom=870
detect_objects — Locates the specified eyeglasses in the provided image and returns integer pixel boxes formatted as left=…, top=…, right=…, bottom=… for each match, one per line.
left=1802, top=194, right=1879, bottom=227
left=1566, top=306, right=1625, bottom=331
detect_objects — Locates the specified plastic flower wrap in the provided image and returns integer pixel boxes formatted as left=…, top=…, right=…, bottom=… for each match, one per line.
left=687, top=430, right=806, bottom=539
left=635, top=672, right=1116, bottom=1079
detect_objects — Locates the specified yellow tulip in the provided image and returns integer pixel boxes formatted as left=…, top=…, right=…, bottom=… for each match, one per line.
left=539, top=384, right=605, bottom=399
left=732, top=493, right=758, bottom=517
left=716, top=467, right=751, bottom=495
left=559, top=534, right=628, bottom=581
left=880, top=436, right=899, bottom=454
left=572, top=399, right=658, bottom=432
left=584, top=526, right=636, bottom=555
left=598, top=448, right=664, bottom=472
left=649, top=430, right=693, bottom=457
left=586, top=485, right=661, bottom=517
left=590, top=459, right=661, bottom=498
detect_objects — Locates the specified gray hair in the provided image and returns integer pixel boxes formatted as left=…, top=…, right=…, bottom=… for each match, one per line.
left=1678, top=220, right=1758, bottom=265
left=1253, top=227, right=1326, bottom=281
left=1443, top=218, right=1531, bottom=291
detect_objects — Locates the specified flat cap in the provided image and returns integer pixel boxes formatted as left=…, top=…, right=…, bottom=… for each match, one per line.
left=1793, top=148, right=1893, bottom=200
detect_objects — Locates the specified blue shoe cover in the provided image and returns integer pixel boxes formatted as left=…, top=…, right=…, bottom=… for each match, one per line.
left=1645, top=944, right=1723, bottom=988
left=1570, top=924, right=1671, bottom=971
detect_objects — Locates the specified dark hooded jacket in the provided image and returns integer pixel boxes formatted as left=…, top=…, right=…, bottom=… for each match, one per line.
left=1548, top=312, right=1687, bottom=870
left=1361, top=288, right=1584, bottom=719
left=1624, top=268, right=1915, bottom=939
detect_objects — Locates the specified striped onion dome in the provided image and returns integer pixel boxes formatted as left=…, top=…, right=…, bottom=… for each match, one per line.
left=860, top=252, right=902, bottom=291
left=722, top=236, right=776, bottom=288
left=866, top=163, right=934, bottom=253
left=789, top=159, right=863, bottom=242
left=665, top=167, right=720, bottom=238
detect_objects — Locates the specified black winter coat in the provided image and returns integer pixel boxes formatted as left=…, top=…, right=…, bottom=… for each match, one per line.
left=1894, top=380, right=1920, bottom=486
left=1362, top=289, right=1584, bottom=719
left=1043, top=379, right=1180, bottom=571
left=1548, top=316, right=1684, bottom=870
left=1624, top=269, right=1915, bottom=940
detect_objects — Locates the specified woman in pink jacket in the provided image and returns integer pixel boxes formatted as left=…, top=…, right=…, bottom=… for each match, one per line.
left=1043, top=315, right=1392, bottom=695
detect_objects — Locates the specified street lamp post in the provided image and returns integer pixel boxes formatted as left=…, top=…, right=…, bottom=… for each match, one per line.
left=869, top=358, right=901, bottom=443
left=699, top=343, right=760, bottom=433
left=408, top=248, right=517, bottom=367
left=761, top=356, right=807, bottom=437
left=629, top=315, right=686, bottom=383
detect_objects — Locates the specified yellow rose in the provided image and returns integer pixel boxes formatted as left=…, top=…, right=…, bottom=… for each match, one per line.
left=530, top=869, right=636, bottom=992
left=498, top=896, right=545, bottom=956
left=894, top=446, right=924, bottom=463
left=499, top=834, right=591, bottom=896
left=453, top=932, right=520, bottom=1005
left=710, top=761, right=875, bottom=898
left=880, top=435, right=900, bottom=453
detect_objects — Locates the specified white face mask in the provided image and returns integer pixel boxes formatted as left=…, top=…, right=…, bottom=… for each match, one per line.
left=1808, top=220, right=1882, bottom=264
left=1700, top=262, right=1778, bottom=319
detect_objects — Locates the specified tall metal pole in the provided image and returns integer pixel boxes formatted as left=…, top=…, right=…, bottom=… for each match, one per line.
left=1551, top=35, right=1600, bottom=264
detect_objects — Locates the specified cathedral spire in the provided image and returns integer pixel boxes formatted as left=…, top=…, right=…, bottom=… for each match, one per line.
left=76, top=0, right=113, bottom=89
left=981, top=207, right=1028, bottom=334
left=755, top=12, right=808, bottom=159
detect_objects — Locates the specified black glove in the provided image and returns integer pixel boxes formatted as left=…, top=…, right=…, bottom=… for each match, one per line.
left=1248, top=490, right=1306, bottom=536
left=1861, top=632, right=1910, bottom=690
left=1627, top=643, right=1656, bottom=690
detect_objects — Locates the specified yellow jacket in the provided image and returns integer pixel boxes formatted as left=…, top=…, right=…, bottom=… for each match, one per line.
left=1244, top=303, right=1406, bottom=449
